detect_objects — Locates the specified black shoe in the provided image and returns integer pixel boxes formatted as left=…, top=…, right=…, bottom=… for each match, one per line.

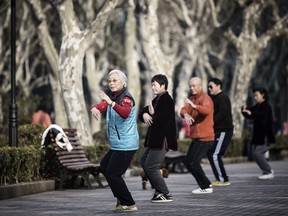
left=151, top=193, right=173, bottom=203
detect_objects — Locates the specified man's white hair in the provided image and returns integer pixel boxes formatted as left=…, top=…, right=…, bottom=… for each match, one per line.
left=108, top=69, right=128, bottom=87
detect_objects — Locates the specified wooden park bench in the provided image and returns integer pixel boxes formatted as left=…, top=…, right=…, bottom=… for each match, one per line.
left=49, top=128, right=104, bottom=189
left=163, top=150, right=187, bottom=173
left=269, top=146, right=287, bottom=160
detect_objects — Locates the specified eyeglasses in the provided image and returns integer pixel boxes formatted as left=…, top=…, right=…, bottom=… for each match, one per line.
left=208, top=85, right=213, bottom=89
left=108, top=79, right=120, bottom=84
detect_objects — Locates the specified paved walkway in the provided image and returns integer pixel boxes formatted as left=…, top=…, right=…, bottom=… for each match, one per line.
left=0, top=159, right=288, bottom=216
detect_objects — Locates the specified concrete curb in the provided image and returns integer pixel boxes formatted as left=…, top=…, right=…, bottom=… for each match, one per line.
left=0, top=180, right=55, bottom=200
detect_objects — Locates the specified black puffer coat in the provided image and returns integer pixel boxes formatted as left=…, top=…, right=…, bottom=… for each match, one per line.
left=138, top=92, right=178, bottom=150
left=241, top=101, right=275, bottom=145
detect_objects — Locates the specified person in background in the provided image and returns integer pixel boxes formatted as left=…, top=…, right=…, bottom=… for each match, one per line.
left=180, top=77, right=214, bottom=194
left=139, top=74, right=177, bottom=203
left=32, top=104, right=52, bottom=127
left=241, top=87, right=275, bottom=180
left=207, top=78, right=234, bottom=186
left=90, top=69, right=139, bottom=212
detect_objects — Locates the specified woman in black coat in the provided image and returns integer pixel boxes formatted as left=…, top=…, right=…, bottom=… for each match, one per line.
left=241, top=87, right=275, bottom=180
left=139, top=74, right=177, bottom=203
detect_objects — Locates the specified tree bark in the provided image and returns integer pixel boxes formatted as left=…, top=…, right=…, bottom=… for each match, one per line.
left=125, top=0, right=141, bottom=112
left=139, top=0, right=175, bottom=97
left=228, top=1, right=288, bottom=137
left=27, top=0, right=69, bottom=127
left=58, top=0, right=119, bottom=145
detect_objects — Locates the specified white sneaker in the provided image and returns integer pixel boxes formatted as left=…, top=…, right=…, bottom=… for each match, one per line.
left=113, top=204, right=138, bottom=212
left=192, top=187, right=213, bottom=194
left=258, top=170, right=274, bottom=180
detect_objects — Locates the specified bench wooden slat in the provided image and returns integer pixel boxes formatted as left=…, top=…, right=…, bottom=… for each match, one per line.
left=63, top=162, right=94, bottom=166
left=64, top=165, right=96, bottom=170
left=57, top=154, right=87, bottom=159
left=56, top=150, right=87, bottom=156
left=67, top=138, right=81, bottom=143
left=65, top=166, right=98, bottom=170
left=60, top=158, right=90, bottom=163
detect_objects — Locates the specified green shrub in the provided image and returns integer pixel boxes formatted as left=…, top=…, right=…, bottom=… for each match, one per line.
left=0, top=124, right=46, bottom=185
left=274, top=135, right=288, bottom=148
left=131, top=141, right=145, bottom=167
left=0, top=124, right=45, bottom=148
left=39, top=146, right=60, bottom=179
left=177, top=139, right=192, bottom=153
left=0, top=146, right=12, bottom=185
left=18, top=124, right=45, bottom=147
left=84, top=144, right=109, bottom=164
left=0, top=134, right=8, bottom=147
left=0, top=146, right=41, bottom=185
left=225, top=137, right=245, bottom=157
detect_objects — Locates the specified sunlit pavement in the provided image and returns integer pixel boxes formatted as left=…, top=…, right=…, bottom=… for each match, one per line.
left=0, top=159, right=287, bottom=216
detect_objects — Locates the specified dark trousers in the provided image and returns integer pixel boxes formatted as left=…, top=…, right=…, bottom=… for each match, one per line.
left=185, top=139, right=213, bottom=189
left=252, top=144, right=272, bottom=174
left=207, top=129, right=233, bottom=182
left=140, top=144, right=169, bottom=195
left=100, top=149, right=136, bottom=206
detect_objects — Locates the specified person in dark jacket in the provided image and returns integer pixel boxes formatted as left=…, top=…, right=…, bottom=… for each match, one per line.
left=241, top=87, right=275, bottom=180
left=139, top=74, right=177, bottom=203
left=91, top=69, right=139, bottom=212
left=207, top=78, right=234, bottom=186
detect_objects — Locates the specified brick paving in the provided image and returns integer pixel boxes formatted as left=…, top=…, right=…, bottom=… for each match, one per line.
left=0, top=159, right=287, bottom=216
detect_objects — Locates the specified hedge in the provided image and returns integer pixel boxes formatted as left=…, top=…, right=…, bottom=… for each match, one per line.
left=0, top=146, right=41, bottom=185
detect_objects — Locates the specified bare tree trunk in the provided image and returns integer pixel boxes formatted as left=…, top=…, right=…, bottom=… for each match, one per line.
left=57, top=0, right=93, bottom=145
left=125, top=0, right=141, bottom=112
left=139, top=0, right=175, bottom=95
left=0, top=2, right=10, bottom=125
left=59, top=44, right=92, bottom=144
left=169, top=0, right=217, bottom=108
left=82, top=0, right=108, bottom=135
left=231, top=56, right=257, bottom=138
left=206, top=0, right=288, bottom=138
left=58, top=0, right=119, bottom=145
left=49, top=75, right=69, bottom=127
left=27, top=0, right=69, bottom=127
left=85, top=47, right=101, bottom=134
left=0, top=96, right=3, bottom=126
left=228, top=1, right=288, bottom=138
left=85, top=46, right=108, bottom=135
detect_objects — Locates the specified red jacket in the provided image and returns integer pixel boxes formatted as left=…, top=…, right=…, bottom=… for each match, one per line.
left=32, top=110, right=52, bottom=127
left=180, top=91, right=214, bottom=141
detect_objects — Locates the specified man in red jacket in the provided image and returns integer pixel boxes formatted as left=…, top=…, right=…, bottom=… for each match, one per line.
left=180, top=77, right=214, bottom=194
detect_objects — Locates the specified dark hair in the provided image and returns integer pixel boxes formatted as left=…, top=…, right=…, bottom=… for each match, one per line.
left=36, top=104, right=48, bottom=112
left=253, top=87, right=268, bottom=101
left=208, top=77, right=222, bottom=89
left=151, top=74, right=168, bottom=90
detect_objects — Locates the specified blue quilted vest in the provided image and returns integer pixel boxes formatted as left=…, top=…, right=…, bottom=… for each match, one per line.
left=106, top=88, right=139, bottom=151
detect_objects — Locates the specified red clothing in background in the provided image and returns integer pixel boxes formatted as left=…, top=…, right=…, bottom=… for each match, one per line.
left=32, top=110, right=52, bottom=127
